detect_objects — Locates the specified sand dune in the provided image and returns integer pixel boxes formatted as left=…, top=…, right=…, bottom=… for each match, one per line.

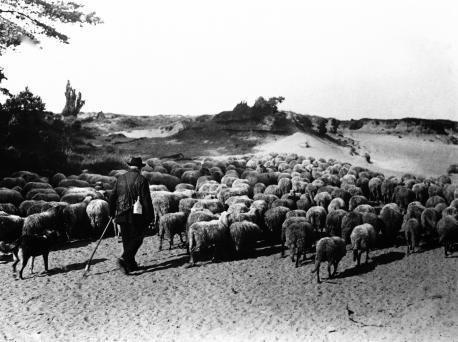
left=256, top=132, right=458, bottom=177
left=1, top=235, right=457, bottom=341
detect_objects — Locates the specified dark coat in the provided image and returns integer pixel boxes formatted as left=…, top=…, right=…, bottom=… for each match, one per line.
left=109, top=169, right=154, bottom=224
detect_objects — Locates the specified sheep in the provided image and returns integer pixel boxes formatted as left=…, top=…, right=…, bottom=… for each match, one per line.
left=60, top=187, right=103, bottom=204
left=0, top=203, right=19, bottom=216
left=314, top=191, right=332, bottom=209
left=361, top=212, right=384, bottom=234
left=22, top=206, right=66, bottom=236
left=379, top=203, right=403, bottom=244
left=442, top=206, right=458, bottom=219
left=158, top=212, right=187, bottom=250
left=436, top=215, right=458, bottom=257
left=62, top=197, right=92, bottom=239
left=325, top=209, right=347, bottom=237
left=151, top=191, right=181, bottom=229
left=348, top=195, right=368, bottom=211
left=0, top=177, right=26, bottom=189
left=86, top=199, right=110, bottom=234
left=58, top=179, right=91, bottom=188
left=328, top=197, right=345, bottom=212
left=421, top=208, right=438, bottom=238
left=341, top=211, right=363, bottom=243
left=186, top=209, right=219, bottom=236
left=31, top=192, right=60, bottom=202
left=192, top=199, right=224, bottom=214
left=425, top=195, right=446, bottom=208
left=311, top=236, right=347, bottom=283
left=404, top=201, right=425, bottom=223
left=11, top=171, right=41, bottom=183
left=306, top=206, right=327, bottom=233
left=285, top=209, right=307, bottom=219
left=368, top=177, right=383, bottom=201
left=229, top=221, right=264, bottom=257
left=350, top=223, right=377, bottom=266
left=187, top=211, right=231, bottom=265
left=178, top=198, right=199, bottom=217
left=402, top=218, right=421, bottom=255
left=0, top=188, right=24, bottom=207
left=253, top=183, right=266, bottom=195
left=225, top=195, right=252, bottom=208
left=271, top=199, right=296, bottom=210
left=264, top=206, right=290, bottom=243
left=252, top=193, right=279, bottom=209
left=353, top=204, right=376, bottom=215
left=25, top=201, right=67, bottom=216
left=150, top=184, right=169, bottom=192
left=142, top=171, right=181, bottom=191
left=282, top=220, right=314, bottom=267
left=22, top=182, right=53, bottom=195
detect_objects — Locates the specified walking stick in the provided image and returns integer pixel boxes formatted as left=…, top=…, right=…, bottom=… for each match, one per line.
left=83, top=217, right=113, bottom=277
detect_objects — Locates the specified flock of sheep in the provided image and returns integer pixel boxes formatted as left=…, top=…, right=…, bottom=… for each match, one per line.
left=0, top=152, right=457, bottom=282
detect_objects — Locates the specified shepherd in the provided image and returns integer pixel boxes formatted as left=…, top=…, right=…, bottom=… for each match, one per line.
left=109, top=157, right=154, bottom=274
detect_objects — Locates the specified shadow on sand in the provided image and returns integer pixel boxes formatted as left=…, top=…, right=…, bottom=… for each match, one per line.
left=337, top=251, right=405, bottom=279
left=47, top=258, right=108, bottom=276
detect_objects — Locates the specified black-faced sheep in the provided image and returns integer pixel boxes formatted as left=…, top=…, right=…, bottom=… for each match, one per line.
left=350, top=223, right=377, bottom=266
left=22, top=206, right=66, bottom=237
left=312, top=236, right=346, bottom=283
left=0, top=203, right=19, bottom=216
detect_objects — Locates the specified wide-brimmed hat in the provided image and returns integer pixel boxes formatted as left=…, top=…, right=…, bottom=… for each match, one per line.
left=127, top=157, right=146, bottom=168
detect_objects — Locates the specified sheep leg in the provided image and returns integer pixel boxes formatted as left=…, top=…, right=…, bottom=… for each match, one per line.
left=357, top=251, right=362, bottom=267
left=19, top=254, right=29, bottom=280
left=30, top=257, right=35, bottom=274
left=169, top=235, right=174, bottom=250
left=327, top=262, right=332, bottom=279
left=365, top=250, right=369, bottom=264
left=444, top=243, right=449, bottom=257
left=179, top=233, right=185, bottom=245
left=12, top=251, right=19, bottom=275
left=316, top=265, right=321, bottom=283
left=295, top=250, right=301, bottom=268
left=158, top=234, right=163, bottom=251
left=291, top=246, right=296, bottom=263
left=281, top=241, right=285, bottom=258
left=43, top=253, right=49, bottom=273
left=332, top=261, right=339, bottom=277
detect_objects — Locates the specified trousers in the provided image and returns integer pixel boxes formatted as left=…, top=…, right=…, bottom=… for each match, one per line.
left=118, top=213, right=147, bottom=267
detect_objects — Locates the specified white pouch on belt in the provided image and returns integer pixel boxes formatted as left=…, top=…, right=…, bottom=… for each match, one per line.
left=133, top=196, right=143, bottom=214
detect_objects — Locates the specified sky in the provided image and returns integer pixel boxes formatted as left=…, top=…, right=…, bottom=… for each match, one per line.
left=1, top=0, right=458, bottom=120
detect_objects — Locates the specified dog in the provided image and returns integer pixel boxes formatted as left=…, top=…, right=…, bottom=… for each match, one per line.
left=11, top=230, right=60, bottom=279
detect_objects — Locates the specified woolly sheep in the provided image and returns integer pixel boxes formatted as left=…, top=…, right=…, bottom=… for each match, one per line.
left=179, top=198, right=199, bottom=217
left=282, top=220, right=314, bottom=267
left=264, top=206, right=290, bottom=243
left=325, top=209, right=347, bottom=237
left=187, top=211, right=231, bottom=265
left=142, top=171, right=181, bottom=191
left=86, top=199, right=110, bottom=233
left=312, top=236, right=346, bottom=283
left=22, top=206, right=66, bottom=236
left=0, top=177, right=26, bottom=189
left=421, top=208, right=438, bottom=238
left=0, top=188, right=24, bottom=207
left=351, top=223, right=377, bottom=266
left=328, top=197, right=345, bottom=212
left=306, top=206, right=327, bottom=233
left=353, top=204, right=376, bottom=215
left=58, top=179, right=91, bottom=188
left=158, top=212, right=187, bottom=250
left=63, top=197, right=92, bottom=238
left=229, top=221, right=264, bottom=256
left=402, top=218, right=421, bottom=255
left=425, top=195, right=446, bottom=208
left=151, top=191, right=181, bottom=229
left=436, top=215, right=458, bottom=257
left=379, top=203, right=403, bottom=244
left=314, top=191, right=332, bottom=209
left=0, top=203, right=19, bottom=216
left=192, top=199, right=224, bottom=214
left=341, top=211, right=363, bottom=243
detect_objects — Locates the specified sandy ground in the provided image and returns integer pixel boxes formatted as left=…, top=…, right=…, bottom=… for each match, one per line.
left=255, top=132, right=458, bottom=177
left=0, top=234, right=457, bottom=342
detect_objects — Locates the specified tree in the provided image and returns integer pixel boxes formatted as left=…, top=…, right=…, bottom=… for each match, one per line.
left=317, top=119, right=327, bottom=135
left=329, top=118, right=340, bottom=134
left=62, top=80, right=85, bottom=117
left=0, top=0, right=101, bottom=55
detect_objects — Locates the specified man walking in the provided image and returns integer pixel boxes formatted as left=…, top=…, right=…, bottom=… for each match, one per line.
left=109, top=157, right=153, bottom=274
